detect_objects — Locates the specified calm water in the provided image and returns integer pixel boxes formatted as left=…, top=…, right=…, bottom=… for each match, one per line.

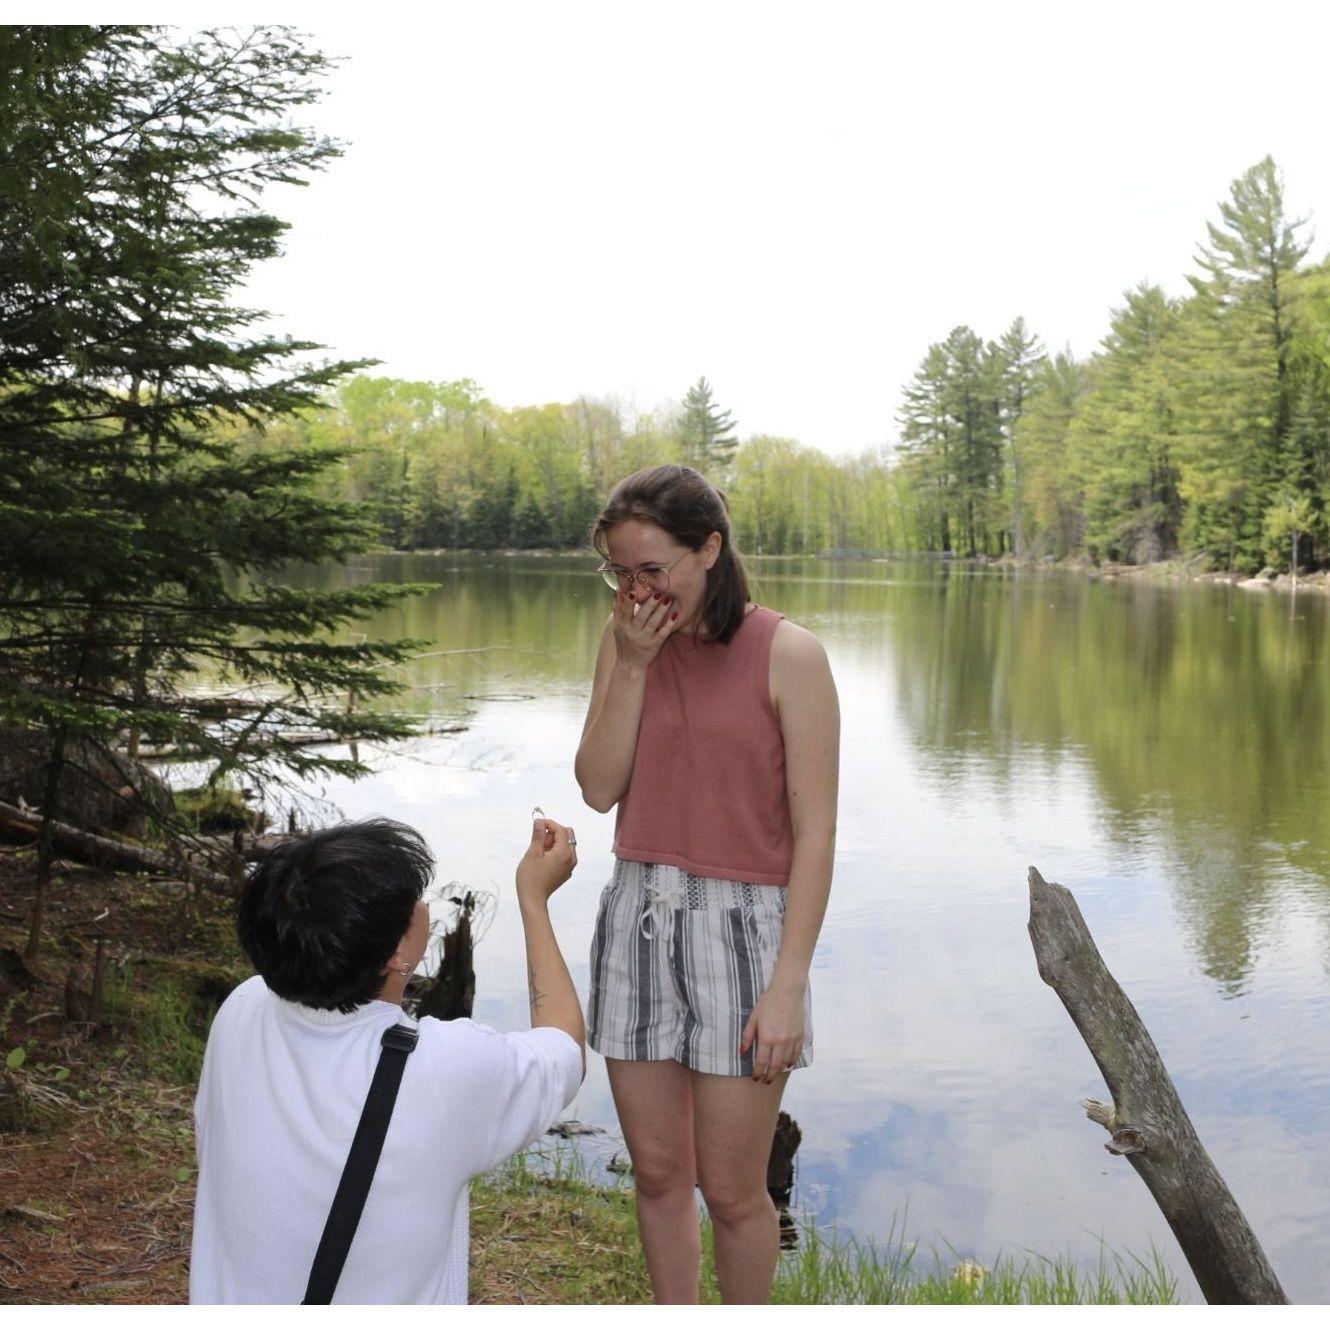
left=283, top=553, right=1330, bottom=1302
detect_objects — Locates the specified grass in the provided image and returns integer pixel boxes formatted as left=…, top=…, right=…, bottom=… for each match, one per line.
left=470, top=1145, right=702, bottom=1303
left=100, top=959, right=241, bottom=1085
left=472, top=1143, right=1179, bottom=1305
left=772, top=1221, right=1178, bottom=1304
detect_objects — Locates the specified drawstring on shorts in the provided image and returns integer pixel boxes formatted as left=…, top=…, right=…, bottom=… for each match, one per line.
left=639, top=874, right=685, bottom=945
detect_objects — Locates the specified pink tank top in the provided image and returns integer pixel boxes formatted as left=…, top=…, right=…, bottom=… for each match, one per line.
left=613, top=605, right=793, bottom=887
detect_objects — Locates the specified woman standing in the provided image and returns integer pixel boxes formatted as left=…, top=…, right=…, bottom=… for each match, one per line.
left=576, top=464, right=839, bottom=1305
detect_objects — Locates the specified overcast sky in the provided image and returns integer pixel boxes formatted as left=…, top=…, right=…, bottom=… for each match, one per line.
left=166, top=2, right=1330, bottom=453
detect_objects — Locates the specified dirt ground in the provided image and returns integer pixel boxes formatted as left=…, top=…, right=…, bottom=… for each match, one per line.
left=0, top=849, right=239, bottom=1304
left=0, top=848, right=628, bottom=1306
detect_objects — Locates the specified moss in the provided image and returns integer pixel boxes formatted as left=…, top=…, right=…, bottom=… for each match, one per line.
left=173, top=784, right=256, bottom=833
left=101, top=959, right=243, bottom=1085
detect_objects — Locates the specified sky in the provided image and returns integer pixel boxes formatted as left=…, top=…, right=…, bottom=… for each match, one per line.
left=106, top=2, right=1330, bottom=454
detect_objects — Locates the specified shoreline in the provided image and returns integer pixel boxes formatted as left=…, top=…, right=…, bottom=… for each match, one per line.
left=370, top=544, right=1330, bottom=595
left=0, top=853, right=1178, bottom=1305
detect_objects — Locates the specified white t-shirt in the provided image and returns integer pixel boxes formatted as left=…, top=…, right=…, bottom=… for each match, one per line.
left=190, top=974, right=582, bottom=1304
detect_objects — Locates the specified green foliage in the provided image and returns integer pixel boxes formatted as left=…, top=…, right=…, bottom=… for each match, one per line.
left=1171, top=157, right=1315, bottom=568
left=897, top=326, right=1020, bottom=556
left=1070, top=284, right=1183, bottom=564
left=174, top=783, right=254, bottom=833
left=1262, top=492, right=1315, bottom=572
left=887, top=157, right=1329, bottom=571
left=103, top=966, right=211, bottom=1085
left=1014, top=351, right=1090, bottom=559
left=0, top=25, right=435, bottom=952
left=677, top=376, right=739, bottom=475
left=728, top=436, right=846, bottom=554
left=998, top=317, right=1046, bottom=558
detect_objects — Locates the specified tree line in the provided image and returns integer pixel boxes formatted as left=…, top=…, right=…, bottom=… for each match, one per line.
left=897, top=157, right=1330, bottom=572
left=280, top=157, right=1328, bottom=574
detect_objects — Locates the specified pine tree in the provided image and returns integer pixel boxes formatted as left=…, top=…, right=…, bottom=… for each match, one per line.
left=897, top=343, right=953, bottom=551
left=898, top=329, right=1006, bottom=556
left=943, top=328, right=1004, bottom=557
left=1070, top=285, right=1183, bottom=563
left=1174, top=157, right=1311, bottom=568
left=1015, top=350, right=1090, bottom=560
left=995, top=317, right=1046, bottom=558
left=678, top=377, right=739, bottom=473
left=0, top=27, right=429, bottom=955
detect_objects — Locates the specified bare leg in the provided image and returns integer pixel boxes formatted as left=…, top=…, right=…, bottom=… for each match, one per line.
left=693, top=1070, right=788, bottom=1304
left=606, top=1057, right=700, bottom=1304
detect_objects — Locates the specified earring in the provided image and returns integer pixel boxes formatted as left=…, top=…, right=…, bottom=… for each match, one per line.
left=394, top=963, right=412, bottom=976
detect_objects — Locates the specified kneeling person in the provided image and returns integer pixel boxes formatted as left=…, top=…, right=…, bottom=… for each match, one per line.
left=190, top=815, right=584, bottom=1304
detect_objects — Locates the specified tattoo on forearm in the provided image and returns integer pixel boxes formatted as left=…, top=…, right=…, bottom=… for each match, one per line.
left=528, top=964, right=546, bottom=1018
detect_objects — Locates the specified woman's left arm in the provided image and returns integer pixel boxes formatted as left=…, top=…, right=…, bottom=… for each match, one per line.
left=740, top=621, right=839, bottom=1083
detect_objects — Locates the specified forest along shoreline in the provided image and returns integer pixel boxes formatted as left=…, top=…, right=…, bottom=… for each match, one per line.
left=372, top=544, right=1330, bottom=596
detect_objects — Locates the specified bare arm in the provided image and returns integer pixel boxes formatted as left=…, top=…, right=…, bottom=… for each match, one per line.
left=741, top=620, right=839, bottom=1080
left=770, top=621, right=839, bottom=988
left=574, top=591, right=675, bottom=812
left=515, top=818, right=585, bottom=1068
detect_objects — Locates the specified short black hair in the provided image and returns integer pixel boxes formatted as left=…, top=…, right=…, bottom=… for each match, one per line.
left=237, top=819, right=434, bottom=1013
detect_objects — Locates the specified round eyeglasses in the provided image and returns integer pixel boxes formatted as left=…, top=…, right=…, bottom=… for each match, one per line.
left=596, top=550, right=692, bottom=595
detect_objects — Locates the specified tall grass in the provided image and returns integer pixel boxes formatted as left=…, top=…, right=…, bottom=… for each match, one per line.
left=772, top=1219, right=1178, bottom=1304
left=487, top=1143, right=1179, bottom=1305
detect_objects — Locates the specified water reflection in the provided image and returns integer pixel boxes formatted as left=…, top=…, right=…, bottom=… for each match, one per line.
left=871, top=569, right=1330, bottom=992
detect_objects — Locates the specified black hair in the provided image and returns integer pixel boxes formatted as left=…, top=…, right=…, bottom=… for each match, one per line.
left=237, top=818, right=434, bottom=1013
left=591, top=463, right=751, bottom=644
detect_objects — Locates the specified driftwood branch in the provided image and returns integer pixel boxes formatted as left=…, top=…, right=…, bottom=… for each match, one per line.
left=0, top=799, right=235, bottom=897
left=1027, top=865, right=1286, bottom=1304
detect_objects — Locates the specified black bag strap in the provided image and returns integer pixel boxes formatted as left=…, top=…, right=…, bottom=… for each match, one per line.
left=302, top=1022, right=420, bottom=1305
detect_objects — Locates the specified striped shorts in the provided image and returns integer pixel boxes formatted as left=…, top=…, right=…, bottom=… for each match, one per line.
left=587, top=859, right=814, bottom=1077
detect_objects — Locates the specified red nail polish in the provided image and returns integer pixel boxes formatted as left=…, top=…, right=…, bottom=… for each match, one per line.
left=671, top=612, right=679, bottom=620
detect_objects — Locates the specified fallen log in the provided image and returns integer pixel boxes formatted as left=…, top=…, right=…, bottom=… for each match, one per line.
left=1027, top=865, right=1286, bottom=1304
left=0, top=799, right=235, bottom=897
left=188, top=832, right=292, bottom=862
left=132, top=720, right=469, bottom=761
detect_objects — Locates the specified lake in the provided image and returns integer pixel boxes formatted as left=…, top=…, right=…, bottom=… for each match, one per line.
left=280, top=552, right=1330, bottom=1303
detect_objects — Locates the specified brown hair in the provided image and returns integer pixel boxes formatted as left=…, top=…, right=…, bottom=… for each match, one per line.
left=591, top=464, right=751, bottom=644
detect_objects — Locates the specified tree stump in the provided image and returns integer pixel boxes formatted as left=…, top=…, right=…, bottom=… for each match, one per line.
left=410, top=892, right=477, bottom=1022
left=766, top=1110, right=803, bottom=1249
